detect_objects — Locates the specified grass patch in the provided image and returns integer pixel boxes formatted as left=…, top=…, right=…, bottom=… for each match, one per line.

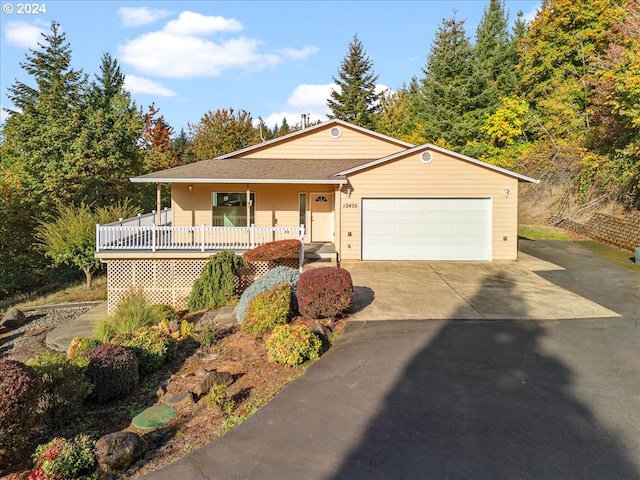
left=518, top=224, right=571, bottom=241
left=0, top=276, right=107, bottom=314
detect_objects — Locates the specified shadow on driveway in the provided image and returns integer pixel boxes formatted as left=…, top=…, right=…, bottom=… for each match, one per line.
left=330, top=270, right=639, bottom=479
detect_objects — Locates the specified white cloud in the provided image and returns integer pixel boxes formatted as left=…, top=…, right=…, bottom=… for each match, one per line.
left=4, top=21, right=45, bottom=48
left=163, top=11, right=243, bottom=36
left=119, top=32, right=280, bottom=78
left=277, top=46, right=320, bottom=60
left=260, top=82, right=392, bottom=128
left=118, top=7, right=171, bottom=27
left=124, top=75, right=176, bottom=97
left=261, top=84, right=334, bottom=128
left=117, top=11, right=317, bottom=79
left=522, top=7, right=540, bottom=24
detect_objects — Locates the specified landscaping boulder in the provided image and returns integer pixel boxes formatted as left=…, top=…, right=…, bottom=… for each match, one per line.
left=95, top=431, right=146, bottom=475
left=160, top=391, right=195, bottom=409
left=193, top=370, right=234, bottom=397
left=1, top=308, right=26, bottom=330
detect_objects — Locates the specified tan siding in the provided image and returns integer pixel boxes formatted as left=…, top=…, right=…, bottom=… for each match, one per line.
left=242, top=126, right=406, bottom=159
left=172, top=183, right=332, bottom=239
left=339, top=151, right=520, bottom=261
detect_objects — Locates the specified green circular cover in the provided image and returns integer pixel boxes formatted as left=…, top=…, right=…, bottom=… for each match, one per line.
left=132, top=405, right=176, bottom=430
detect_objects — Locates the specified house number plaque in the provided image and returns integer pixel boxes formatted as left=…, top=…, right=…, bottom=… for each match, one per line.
left=342, top=203, right=359, bottom=209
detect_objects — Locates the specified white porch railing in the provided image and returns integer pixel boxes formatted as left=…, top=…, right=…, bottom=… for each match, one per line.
left=96, top=223, right=305, bottom=253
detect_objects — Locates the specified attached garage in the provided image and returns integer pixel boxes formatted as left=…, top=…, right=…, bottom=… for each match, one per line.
left=362, top=198, right=492, bottom=261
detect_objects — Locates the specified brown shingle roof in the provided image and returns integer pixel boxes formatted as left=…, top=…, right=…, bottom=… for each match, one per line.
left=131, top=158, right=375, bottom=184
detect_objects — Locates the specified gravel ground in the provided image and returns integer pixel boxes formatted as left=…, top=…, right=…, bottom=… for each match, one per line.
left=0, top=306, right=92, bottom=362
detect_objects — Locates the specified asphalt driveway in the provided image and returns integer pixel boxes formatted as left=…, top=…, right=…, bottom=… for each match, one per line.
left=145, top=240, right=640, bottom=480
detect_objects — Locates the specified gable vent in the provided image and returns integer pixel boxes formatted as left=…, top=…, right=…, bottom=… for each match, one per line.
left=329, top=127, right=342, bottom=139
left=421, top=151, right=433, bottom=163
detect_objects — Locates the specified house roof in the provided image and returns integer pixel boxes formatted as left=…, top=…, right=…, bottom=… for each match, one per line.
left=130, top=157, right=372, bottom=185
left=130, top=119, right=539, bottom=185
left=335, top=143, right=540, bottom=184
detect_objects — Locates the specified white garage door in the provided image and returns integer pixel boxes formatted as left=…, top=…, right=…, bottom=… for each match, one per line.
left=362, top=198, right=492, bottom=261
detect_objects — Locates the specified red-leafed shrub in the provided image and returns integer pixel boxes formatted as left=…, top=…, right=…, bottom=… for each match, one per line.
left=243, top=239, right=301, bottom=262
left=0, top=358, right=43, bottom=465
left=297, top=267, right=353, bottom=319
left=84, top=343, right=139, bottom=402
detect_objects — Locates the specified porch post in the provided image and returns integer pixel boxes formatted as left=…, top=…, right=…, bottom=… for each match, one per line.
left=156, top=183, right=162, bottom=225
left=246, top=183, right=251, bottom=227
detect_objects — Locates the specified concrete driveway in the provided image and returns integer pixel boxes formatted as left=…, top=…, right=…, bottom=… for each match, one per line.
left=344, top=252, right=620, bottom=321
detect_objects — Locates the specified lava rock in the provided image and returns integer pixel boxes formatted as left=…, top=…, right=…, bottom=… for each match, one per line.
left=95, top=431, right=147, bottom=475
left=193, top=370, right=234, bottom=397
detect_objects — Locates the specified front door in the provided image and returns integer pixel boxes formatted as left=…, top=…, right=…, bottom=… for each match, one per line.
left=311, top=193, right=333, bottom=242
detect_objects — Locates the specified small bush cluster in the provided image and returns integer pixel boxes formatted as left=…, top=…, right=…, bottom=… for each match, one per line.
left=243, top=239, right=301, bottom=262
left=26, top=350, right=93, bottom=428
left=84, top=343, right=139, bottom=402
left=0, top=358, right=43, bottom=465
left=113, top=327, right=177, bottom=376
left=297, top=267, right=353, bottom=319
left=95, top=291, right=170, bottom=343
left=236, top=266, right=300, bottom=323
left=266, top=324, right=322, bottom=367
left=206, top=384, right=235, bottom=415
left=30, top=435, right=96, bottom=480
left=188, top=250, right=247, bottom=311
left=67, top=337, right=100, bottom=360
left=241, top=283, right=292, bottom=336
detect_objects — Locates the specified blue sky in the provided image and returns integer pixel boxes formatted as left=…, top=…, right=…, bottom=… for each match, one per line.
left=1, top=0, right=541, bottom=133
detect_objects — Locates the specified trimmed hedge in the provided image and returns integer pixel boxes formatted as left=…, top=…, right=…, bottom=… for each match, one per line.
left=236, top=266, right=300, bottom=323
left=0, top=358, right=43, bottom=465
left=243, top=239, right=301, bottom=262
left=84, top=343, right=139, bottom=402
left=297, top=267, right=353, bottom=319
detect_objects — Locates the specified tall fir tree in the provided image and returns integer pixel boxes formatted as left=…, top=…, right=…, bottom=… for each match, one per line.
left=419, top=14, right=478, bottom=150
left=70, top=52, right=143, bottom=205
left=327, top=34, right=383, bottom=129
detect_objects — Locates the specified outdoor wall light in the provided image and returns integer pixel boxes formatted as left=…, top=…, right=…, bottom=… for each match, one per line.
left=188, top=185, right=193, bottom=192
left=346, top=187, right=352, bottom=198
left=503, top=187, right=510, bottom=198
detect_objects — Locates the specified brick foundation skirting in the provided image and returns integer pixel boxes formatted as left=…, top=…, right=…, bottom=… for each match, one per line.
left=105, top=257, right=300, bottom=313
left=552, top=210, right=640, bottom=251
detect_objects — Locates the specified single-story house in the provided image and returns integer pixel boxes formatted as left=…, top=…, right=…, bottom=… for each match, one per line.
left=96, top=119, right=538, bottom=311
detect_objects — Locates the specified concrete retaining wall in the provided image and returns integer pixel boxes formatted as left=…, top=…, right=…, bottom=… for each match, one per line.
left=553, top=211, right=640, bottom=251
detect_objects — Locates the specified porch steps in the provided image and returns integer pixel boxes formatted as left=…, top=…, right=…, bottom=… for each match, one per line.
left=303, top=243, right=339, bottom=269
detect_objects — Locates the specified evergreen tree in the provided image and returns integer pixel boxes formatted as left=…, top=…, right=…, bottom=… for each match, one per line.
left=419, top=14, right=477, bottom=149
left=2, top=21, right=86, bottom=207
left=69, top=53, right=143, bottom=205
left=327, top=34, right=383, bottom=129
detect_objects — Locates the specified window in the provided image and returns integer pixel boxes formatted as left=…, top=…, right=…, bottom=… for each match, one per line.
left=212, top=192, right=255, bottom=227
left=299, top=193, right=307, bottom=227
left=314, top=195, right=329, bottom=203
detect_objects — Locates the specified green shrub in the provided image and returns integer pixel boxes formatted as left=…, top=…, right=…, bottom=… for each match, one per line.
left=84, top=343, right=139, bottom=402
left=188, top=251, right=248, bottom=311
left=0, top=358, right=43, bottom=465
left=26, top=350, right=93, bottom=428
left=67, top=337, right=101, bottom=359
left=297, top=267, right=353, bottom=319
left=236, top=266, right=300, bottom=323
left=241, top=283, right=292, bottom=336
left=195, top=323, right=222, bottom=347
left=151, top=303, right=180, bottom=322
left=181, top=319, right=196, bottom=339
left=243, top=239, right=301, bottom=262
left=266, top=324, right=322, bottom=367
left=94, top=291, right=165, bottom=343
left=206, top=384, right=235, bottom=415
left=32, top=435, right=96, bottom=479
left=113, top=327, right=178, bottom=375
